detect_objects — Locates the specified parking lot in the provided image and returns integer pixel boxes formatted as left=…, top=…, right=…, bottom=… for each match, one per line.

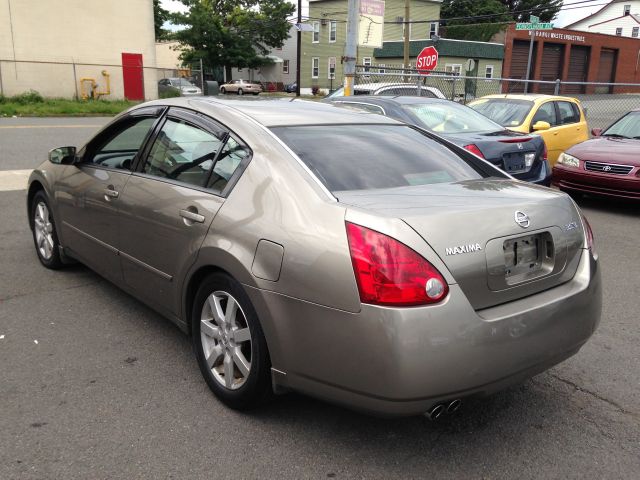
left=1, top=117, right=639, bottom=479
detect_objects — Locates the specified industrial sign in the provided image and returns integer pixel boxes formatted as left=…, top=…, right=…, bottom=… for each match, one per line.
left=516, top=15, right=553, bottom=30
left=359, top=0, right=385, bottom=48
left=416, top=46, right=439, bottom=74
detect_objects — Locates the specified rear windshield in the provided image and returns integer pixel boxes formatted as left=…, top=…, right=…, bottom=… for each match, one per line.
left=271, top=125, right=483, bottom=192
left=402, top=101, right=503, bottom=134
left=469, top=99, right=532, bottom=127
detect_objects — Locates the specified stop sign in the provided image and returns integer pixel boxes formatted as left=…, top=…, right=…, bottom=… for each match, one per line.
left=416, top=46, right=439, bottom=74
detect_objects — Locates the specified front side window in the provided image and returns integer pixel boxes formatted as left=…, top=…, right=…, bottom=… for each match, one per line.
left=330, top=20, right=337, bottom=42
left=469, top=99, right=533, bottom=127
left=557, top=101, right=580, bottom=125
left=271, top=125, right=483, bottom=192
left=531, top=102, right=558, bottom=127
left=312, top=57, right=319, bottom=78
left=86, top=117, right=156, bottom=170
left=142, top=117, right=226, bottom=187
left=313, top=21, right=320, bottom=43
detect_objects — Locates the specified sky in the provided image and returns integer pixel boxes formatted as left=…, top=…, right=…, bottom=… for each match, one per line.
left=159, top=0, right=607, bottom=29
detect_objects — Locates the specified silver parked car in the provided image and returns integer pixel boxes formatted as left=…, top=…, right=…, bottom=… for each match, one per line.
left=158, top=77, right=202, bottom=96
left=28, top=98, right=601, bottom=418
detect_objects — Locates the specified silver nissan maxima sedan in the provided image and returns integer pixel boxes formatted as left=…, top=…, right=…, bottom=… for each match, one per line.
left=27, top=98, right=601, bottom=418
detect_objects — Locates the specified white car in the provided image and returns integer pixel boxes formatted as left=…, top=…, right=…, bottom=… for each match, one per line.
left=326, top=82, right=446, bottom=99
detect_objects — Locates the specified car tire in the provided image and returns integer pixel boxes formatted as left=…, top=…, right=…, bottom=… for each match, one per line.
left=237, top=88, right=243, bottom=96
left=192, top=272, right=272, bottom=410
left=253, top=92, right=259, bottom=96
left=220, top=87, right=226, bottom=94
left=31, top=190, right=64, bottom=269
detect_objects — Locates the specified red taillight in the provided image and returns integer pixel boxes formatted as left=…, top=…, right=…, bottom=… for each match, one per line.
left=345, top=222, right=449, bottom=307
left=463, top=144, right=485, bottom=159
left=498, top=137, right=532, bottom=143
left=582, top=215, right=595, bottom=252
left=542, top=142, right=548, bottom=162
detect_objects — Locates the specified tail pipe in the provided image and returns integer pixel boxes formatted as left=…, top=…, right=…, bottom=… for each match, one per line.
left=425, top=399, right=462, bottom=420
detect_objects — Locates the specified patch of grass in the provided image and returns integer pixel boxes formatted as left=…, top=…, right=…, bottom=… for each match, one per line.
left=0, top=94, right=140, bottom=117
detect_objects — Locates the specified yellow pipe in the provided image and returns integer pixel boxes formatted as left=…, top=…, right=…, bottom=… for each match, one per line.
left=95, top=70, right=111, bottom=98
left=79, top=78, right=96, bottom=100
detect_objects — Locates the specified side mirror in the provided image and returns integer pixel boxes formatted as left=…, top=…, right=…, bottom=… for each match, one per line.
left=591, top=128, right=603, bottom=137
left=49, top=146, right=76, bottom=165
left=532, top=121, right=551, bottom=132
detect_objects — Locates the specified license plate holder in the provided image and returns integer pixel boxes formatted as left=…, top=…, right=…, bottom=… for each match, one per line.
left=503, top=152, right=527, bottom=174
left=503, top=233, right=544, bottom=278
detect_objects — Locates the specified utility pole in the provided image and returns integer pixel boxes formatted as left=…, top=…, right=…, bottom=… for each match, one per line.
left=344, top=0, right=360, bottom=96
left=403, top=0, right=410, bottom=70
left=296, top=0, right=301, bottom=97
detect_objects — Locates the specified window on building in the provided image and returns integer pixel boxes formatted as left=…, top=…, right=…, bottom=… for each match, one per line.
left=313, top=21, right=320, bottom=43
left=330, top=20, right=337, bottom=42
left=429, top=22, right=438, bottom=39
left=283, top=60, right=289, bottom=74
left=485, top=65, right=494, bottom=79
left=378, top=64, right=386, bottom=74
left=328, top=57, right=336, bottom=79
left=363, top=57, right=372, bottom=72
left=445, top=64, right=462, bottom=76
left=624, top=4, right=631, bottom=15
left=312, top=57, right=319, bottom=78
left=633, top=27, right=639, bottom=37
left=616, top=27, right=623, bottom=36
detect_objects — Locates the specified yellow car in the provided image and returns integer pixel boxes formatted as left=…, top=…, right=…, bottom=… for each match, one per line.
left=468, top=94, right=589, bottom=166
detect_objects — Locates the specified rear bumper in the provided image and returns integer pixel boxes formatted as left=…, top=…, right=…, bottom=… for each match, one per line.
left=515, top=159, right=552, bottom=186
left=552, top=165, right=640, bottom=199
left=248, top=249, right=601, bottom=416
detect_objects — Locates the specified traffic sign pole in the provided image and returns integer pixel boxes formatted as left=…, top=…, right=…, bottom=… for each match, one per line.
left=525, top=30, right=535, bottom=94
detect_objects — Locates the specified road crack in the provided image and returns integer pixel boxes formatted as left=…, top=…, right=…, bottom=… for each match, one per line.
left=0, top=279, right=102, bottom=303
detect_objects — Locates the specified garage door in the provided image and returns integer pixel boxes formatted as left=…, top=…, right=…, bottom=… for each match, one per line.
left=508, top=40, right=537, bottom=93
left=538, top=43, right=564, bottom=94
left=596, top=48, right=617, bottom=93
left=564, top=46, right=590, bottom=94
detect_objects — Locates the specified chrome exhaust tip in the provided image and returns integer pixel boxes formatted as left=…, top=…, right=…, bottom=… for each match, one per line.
left=425, top=403, right=445, bottom=421
left=446, top=399, right=462, bottom=414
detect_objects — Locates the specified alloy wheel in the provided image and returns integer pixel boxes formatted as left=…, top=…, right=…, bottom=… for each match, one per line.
left=200, top=291, right=252, bottom=390
left=34, top=201, right=54, bottom=260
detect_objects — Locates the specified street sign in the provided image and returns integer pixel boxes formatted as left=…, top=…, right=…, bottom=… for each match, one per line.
left=416, top=46, right=439, bottom=74
left=295, top=23, right=314, bottom=32
left=516, top=14, right=553, bottom=30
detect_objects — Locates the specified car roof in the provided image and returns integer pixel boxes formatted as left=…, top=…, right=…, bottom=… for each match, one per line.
left=141, top=97, right=401, bottom=127
left=479, top=94, right=580, bottom=103
left=331, top=96, right=450, bottom=106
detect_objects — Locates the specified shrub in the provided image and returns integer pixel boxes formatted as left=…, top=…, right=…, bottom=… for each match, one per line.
left=11, top=90, right=44, bottom=105
left=159, top=87, right=181, bottom=99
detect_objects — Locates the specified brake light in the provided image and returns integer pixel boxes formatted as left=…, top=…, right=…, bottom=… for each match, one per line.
left=542, top=142, right=548, bottom=161
left=463, top=144, right=485, bottom=159
left=582, top=215, right=595, bottom=252
left=346, top=222, right=449, bottom=306
left=498, top=137, right=532, bottom=143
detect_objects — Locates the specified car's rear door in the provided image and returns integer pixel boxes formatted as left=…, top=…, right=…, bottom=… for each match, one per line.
left=56, top=108, right=162, bottom=281
left=117, top=107, right=250, bottom=318
left=552, top=101, right=588, bottom=160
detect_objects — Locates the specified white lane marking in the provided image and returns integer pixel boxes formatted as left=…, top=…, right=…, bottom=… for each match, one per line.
left=0, top=169, right=32, bottom=191
left=0, top=125, right=102, bottom=129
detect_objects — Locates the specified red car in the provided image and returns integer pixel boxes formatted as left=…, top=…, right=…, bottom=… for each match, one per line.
left=553, top=110, right=640, bottom=200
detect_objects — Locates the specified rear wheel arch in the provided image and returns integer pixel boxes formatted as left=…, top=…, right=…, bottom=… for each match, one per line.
left=184, top=265, right=228, bottom=335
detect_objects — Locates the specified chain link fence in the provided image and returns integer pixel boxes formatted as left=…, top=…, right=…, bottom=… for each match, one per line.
left=354, top=66, right=640, bottom=132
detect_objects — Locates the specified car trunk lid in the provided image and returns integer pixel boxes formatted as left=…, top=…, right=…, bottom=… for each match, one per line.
left=337, top=179, right=585, bottom=310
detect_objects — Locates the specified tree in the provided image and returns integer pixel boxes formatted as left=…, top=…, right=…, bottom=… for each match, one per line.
left=499, top=0, right=562, bottom=22
left=153, top=0, right=171, bottom=40
left=441, top=0, right=511, bottom=42
left=171, top=0, right=295, bottom=81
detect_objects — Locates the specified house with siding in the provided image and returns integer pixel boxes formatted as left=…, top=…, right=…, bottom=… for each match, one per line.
left=566, top=0, right=640, bottom=38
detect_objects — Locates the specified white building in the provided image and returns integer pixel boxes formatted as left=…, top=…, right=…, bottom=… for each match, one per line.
left=566, top=0, right=640, bottom=38
left=0, top=0, right=158, bottom=100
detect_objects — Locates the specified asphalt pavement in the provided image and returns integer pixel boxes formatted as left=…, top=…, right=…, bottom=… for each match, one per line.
left=1, top=117, right=639, bottom=479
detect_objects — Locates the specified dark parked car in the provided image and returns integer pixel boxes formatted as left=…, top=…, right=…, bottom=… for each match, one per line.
left=327, top=96, right=551, bottom=185
left=284, top=82, right=297, bottom=93
left=553, top=109, right=640, bottom=200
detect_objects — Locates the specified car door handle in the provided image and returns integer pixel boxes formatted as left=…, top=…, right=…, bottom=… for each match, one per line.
left=104, top=187, right=119, bottom=200
left=179, top=209, right=205, bottom=224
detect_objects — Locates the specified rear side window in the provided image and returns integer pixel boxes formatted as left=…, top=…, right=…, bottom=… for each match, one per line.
left=271, top=125, right=484, bottom=192
left=557, top=101, right=581, bottom=124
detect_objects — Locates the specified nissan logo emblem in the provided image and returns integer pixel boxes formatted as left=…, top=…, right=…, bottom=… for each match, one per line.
left=515, top=211, right=530, bottom=228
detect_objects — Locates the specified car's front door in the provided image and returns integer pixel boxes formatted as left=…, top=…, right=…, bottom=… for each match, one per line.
left=56, top=109, right=160, bottom=281
left=529, top=101, right=561, bottom=163
left=117, top=108, right=250, bottom=318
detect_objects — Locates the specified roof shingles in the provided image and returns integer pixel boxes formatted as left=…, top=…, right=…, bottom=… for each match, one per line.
left=373, top=39, right=504, bottom=60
